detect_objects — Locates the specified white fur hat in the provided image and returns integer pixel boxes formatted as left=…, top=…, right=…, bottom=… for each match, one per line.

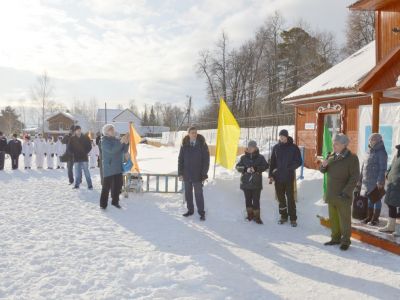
left=102, top=124, right=115, bottom=136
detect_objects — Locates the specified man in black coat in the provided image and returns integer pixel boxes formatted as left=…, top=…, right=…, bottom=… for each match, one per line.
left=0, top=131, right=7, bottom=170
left=178, top=126, right=210, bottom=221
left=7, top=133, right=22, bottom=170
left=269, top=129, right=302, bottom=227
left=236, top=140, right=269, bottom=224
left=62, top=125, right=76, bottom=184
left=68, top=125, right=93, bottom=189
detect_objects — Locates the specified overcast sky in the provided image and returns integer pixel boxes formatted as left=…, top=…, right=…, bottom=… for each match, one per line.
left=0, top=0, right=354, bottom=115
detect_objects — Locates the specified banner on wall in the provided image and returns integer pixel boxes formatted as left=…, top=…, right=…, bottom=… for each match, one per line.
left=358, top=103, right=400, bottom=163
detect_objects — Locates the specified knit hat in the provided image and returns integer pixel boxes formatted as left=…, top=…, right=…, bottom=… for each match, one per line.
left=102, top=124, right=115, bottom=136
left=279, top=129, right=289, bottom=138
left=333, top=133, right=350, bottom=146
left=247, top=140, right=257, bottom=148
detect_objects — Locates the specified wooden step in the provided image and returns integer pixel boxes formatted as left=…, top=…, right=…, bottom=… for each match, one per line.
left=317, top=215, right=400, bottom=255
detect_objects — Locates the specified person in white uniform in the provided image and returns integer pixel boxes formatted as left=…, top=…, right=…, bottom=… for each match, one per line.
left=34, top=134, right=46, bottom=169
left=22, top=135, right=34, bottom=169
left=89, top=139, right=99, bottom=169
left=55, top=136, right=66, bottom=169
left=46, top=137, right=56, bottom=169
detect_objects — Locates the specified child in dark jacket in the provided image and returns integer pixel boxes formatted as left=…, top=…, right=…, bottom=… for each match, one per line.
left=236, top=140, right=269, bottom=224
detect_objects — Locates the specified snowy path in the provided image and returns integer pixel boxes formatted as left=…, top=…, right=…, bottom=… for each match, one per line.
left=0, top=144, right=399, bottom=299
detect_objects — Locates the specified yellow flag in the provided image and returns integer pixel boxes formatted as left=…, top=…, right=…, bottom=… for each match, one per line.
left=215, top=98, right=240, bottom=169
left=129, top=123, right=141, bottom=173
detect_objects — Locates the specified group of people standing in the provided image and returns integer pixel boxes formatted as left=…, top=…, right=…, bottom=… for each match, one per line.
left=0, top=129, right=100, bottom=172
left=177, top=127, right=303, bottom=226
left=177, top=126, right=400, bottom=252
left=321, top=133, right=400, bottom=250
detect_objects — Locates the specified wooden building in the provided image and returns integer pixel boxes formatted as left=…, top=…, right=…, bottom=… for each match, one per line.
left=45, top=112, right=88, bottom=138
left=282, top=0, right=400, bottom=169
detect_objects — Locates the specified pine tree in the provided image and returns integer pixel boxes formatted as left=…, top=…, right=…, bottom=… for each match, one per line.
left=0, top=106, right=25, bottom=135
left=149, top=106, right=157, bottom=126
left=142, top=105, right=149, bottom=126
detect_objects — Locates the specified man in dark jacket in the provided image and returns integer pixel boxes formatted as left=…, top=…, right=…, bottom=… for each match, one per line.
left=68, top=125, right=93, bottom=189
left=236, top=140, right=269, bottom=224
left=62, top=125, right=76, bottom=184
left=178, top=126, right=210, bottom=221
left=269, top=129, right=302, bottom=227
left=379, top=144, right=400, bottom=236
left=7, top=133, right=22, bottom=170
left=0, top=131, right=7, bottom=170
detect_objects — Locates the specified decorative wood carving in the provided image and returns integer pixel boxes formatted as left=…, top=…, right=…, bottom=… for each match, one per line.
left=315, top=103, right=346, bottom=158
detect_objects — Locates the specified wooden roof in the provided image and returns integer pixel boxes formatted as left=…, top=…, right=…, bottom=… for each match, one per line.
left=349, top=0, right=398, bottom=10
left=358, top=44, right=400, bottom=92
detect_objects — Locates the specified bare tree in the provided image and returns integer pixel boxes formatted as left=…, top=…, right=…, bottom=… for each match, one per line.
left=343, top=11, right=375, bottom=55
left=31, top=71, right=54, bottom=134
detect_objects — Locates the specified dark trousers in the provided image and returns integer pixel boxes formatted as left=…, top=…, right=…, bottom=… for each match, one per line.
left=100, top=174, right=123, bottom=208
left=244, top=189, right=261, bottom=210
left=275, top=181, right=297, bottom=221
left=184, top=181, right=205, bottom=215
left=0, top=151, right=5, bottom=170
left=67, top=160, right=74, bottom=184
left=388, top=204, right=400, bottom=218
left=11, top=155, right=19, bottom=169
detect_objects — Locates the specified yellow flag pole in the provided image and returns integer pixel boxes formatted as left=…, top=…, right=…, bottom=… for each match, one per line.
left=213, top=101, right=221, bottom=180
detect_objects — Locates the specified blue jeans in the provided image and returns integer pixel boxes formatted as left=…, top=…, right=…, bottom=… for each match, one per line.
left=368, top=198, right=382, bottom=209
left=74, top=162, right=92, bottom=188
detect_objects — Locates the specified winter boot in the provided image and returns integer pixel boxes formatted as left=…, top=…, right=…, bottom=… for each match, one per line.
left=340, top=244, right=350, bottom=251
left=369, top=208, right=381, bottom=226
left=362, top=207, right=374, bottom=224
left=200, top=213, right=206, bottom=221
left=324, top=240, right=340, bottom=246
left=290, top=220, right=298, bottom=227
left=253, top=210, right=263, bottom=225
left=183, top=211, right=194, bottom=217
left=379, top=217, right=396, bottom=233
left=278, top=217, right=288, bottom=225
left=393, top=223, right=400, bottom=237
left=246, top=207, right=254, bottom=221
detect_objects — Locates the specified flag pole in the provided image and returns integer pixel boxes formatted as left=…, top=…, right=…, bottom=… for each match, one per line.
left=213, top=101, right=220, bottom=180
left=213, top=146, right=217, bottom=179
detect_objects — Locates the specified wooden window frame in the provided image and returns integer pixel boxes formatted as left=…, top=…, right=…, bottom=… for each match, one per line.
left=315, top=103, right=346, bottom=157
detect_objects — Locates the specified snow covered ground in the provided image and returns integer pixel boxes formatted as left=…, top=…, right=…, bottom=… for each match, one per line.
left=0, top=144, right=399, bottom=299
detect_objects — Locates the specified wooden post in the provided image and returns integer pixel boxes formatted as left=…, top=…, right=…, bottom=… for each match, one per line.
left=371, top=92, right=382, bottom=133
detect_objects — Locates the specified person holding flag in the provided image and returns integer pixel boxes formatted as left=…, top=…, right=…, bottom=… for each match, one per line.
left=99, top=124, right=129, bottom=209
left=178, top=126, right=210, bottom=221
left=320, top=134, right=359, bottom=251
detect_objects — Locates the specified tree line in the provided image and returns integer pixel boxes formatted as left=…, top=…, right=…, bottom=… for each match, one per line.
left=195, top=11, right=375, bottom=129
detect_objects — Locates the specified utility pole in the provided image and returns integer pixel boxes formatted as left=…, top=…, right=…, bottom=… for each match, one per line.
left=104, top=102, right=107, bottom=124
left=187, top=96, right=192, bottom=126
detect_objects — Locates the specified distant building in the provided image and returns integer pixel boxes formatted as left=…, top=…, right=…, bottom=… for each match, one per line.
left=95, top=108, right=169, bottom=136
left=45, top=112, right=89, bottom=138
